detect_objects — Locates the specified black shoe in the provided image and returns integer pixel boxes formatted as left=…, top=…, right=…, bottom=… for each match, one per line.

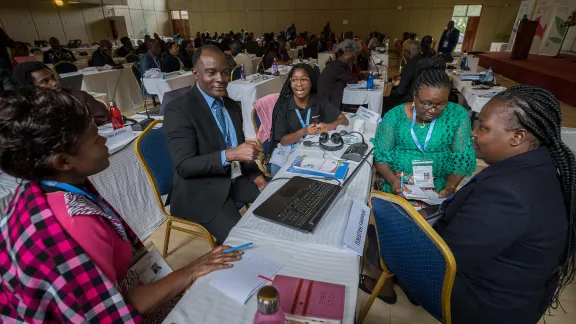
left=394, top=278, right=420, bottom=306
left=358, top=275, right=397, bottom=305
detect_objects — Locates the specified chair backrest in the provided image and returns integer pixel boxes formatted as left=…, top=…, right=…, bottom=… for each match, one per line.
left=369, top=192, right=456, bottom=323
left=54, top=61, right=78, bottom=74
left=311, top=63, right=320, bottom=80
left=14, top=56, right=37, bottom=64
left=251, top=108, right=261, bottom=135
left=125, top=53, right=139, bottom=63
left=134, top=120, right=173, bottom=198
left=131, top=64, right=143, bottom=88
left=230, top=65, right=241, bottom=81
left=257, top=58, right=265, bottom=73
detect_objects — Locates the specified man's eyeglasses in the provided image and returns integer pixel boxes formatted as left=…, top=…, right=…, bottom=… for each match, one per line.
left=289, top=77, right=311, bottom=85
left=416, top=95, right=448, bottom=111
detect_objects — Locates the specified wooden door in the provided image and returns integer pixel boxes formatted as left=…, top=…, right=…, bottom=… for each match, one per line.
left=172, top=19, right=190, bottom=40
left=461, top=16, right=480, bottom=52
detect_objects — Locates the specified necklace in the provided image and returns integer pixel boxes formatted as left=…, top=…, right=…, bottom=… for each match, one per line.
left=420, top=122, right=426, bottom=129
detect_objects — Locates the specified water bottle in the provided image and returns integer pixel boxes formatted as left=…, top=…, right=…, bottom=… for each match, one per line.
left=366, top=71, right=374, bottom=90
left=109, top=101, right=124, bottom=130
left=485, top=66, right=494, bottom=83
left=253, top=286, right=285, bottom=324
left=272, top=57, right=279, bottom=74
left=460, top=53, right=468, bottom=70
left=240, top=64, right=246, bottom=80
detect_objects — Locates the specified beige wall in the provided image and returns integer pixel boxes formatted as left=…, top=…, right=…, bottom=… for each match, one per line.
left=0, top=0, right=171, bottom=44
left=167, top=0, right=520, bottom=51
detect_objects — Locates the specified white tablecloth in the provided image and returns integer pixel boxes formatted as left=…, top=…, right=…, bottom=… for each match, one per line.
left=371, top=52, right=389, bottom=68
left=165, top=117, right=377, bottom=324
left=61, top=64, right=143, bottom=112
left=451, top=73, right=506, bottom=113
left=89, top=92, right=109, bottom=105
left=562, top=127, right=576, bottom=154
left=318, top=52, right=335, bottom=72
left=227, top=75, right=284, bottom=138
left=343, top=80, right=386, bottom=114
left=288, top=48, right=299, bottom=59
left=142, top=72, right=196, bottom=102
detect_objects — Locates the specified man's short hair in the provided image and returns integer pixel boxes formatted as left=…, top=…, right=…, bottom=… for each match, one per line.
left=192, top=45, right=225, bottom=68
left=13, top=61, right=51, bottom=87
left=146, top=39, right=158, bottom=50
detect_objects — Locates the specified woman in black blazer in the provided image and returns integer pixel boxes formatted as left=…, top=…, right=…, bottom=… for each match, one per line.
left=433, top=85, right=576, bottom=323
left=161, top=42, right=183, bottom=73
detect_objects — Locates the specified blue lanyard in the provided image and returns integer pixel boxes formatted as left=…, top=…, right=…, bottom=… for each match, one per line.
left=410, top=107, right=436, bottom=154
left=41, top=180, right=120, bottom=221
left=295, top=108, right=311, bottom=128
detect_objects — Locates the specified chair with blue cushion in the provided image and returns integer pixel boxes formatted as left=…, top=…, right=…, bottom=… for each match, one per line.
left=357, top=191, right=456, bottom=324
left=131, top=64, right=158, bottom=107
left=230, top=65, right=241, bottom=81
left=135, top=120, right=215, bottom=257
left=251, top=108, right=271, bottom=176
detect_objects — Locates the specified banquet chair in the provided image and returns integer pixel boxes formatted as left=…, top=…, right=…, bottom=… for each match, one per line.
left=131, top=64, right=158, bottom=107
left=251, top=108, right=271, bottom=177
left=230, top=65, right=241, bottom=81
left=54, top=61, right=78, bottom=74
left=357, top=191, right=456, bottom=324
left=125, top=53, right=139, bottom=63
left=257, top=58, right=265, bottom=73
left=135, top=120, right=216, bottom=257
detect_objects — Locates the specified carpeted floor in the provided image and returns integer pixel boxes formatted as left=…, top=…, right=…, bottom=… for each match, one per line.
left=476, top=52, right=576, bottom=106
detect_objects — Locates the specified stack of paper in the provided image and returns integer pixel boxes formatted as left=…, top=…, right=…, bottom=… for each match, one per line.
left=210, top=244, right=292, bottom=304
left=403, top=185, right=446, bottom=206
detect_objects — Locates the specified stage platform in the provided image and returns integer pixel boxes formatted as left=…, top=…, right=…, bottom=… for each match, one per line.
left=476, top=52, right=576, bottom=106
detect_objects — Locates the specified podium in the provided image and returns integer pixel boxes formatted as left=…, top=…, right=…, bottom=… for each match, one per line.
left=510, top=18, right=538, bottom=60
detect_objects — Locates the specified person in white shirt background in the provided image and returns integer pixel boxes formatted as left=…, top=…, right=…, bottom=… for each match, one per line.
left=230, top=40, right=254, bottom=76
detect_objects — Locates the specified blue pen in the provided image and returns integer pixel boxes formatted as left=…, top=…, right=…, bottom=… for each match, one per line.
left=223, top=243, right=253, bottom=253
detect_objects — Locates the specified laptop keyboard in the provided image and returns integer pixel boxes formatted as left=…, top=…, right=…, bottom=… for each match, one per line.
left=277, top=181, right=338, bottom=227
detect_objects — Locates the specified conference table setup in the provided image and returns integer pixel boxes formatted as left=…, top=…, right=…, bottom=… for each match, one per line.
left=343, top=78, right=387, bottom=115
left=448, top=69, right=506, bottom=117
left=59, top=64, right=143, bottom=112
left=164, top=114, right=378, bottom=323
left=142, top=71, right=196, bottom=102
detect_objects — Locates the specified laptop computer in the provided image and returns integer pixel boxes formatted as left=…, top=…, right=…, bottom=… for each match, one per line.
left=254, top=148, right=374, bottom=233
left=59, top=74, right=83, bottom=91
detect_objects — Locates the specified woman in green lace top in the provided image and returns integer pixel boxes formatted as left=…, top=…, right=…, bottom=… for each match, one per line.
left=373, top=58, right=476, bottom=198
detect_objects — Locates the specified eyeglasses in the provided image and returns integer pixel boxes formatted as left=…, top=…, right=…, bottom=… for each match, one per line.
left=289, top=77, right=311, bottom=85
left=416, top=95, right=448, bottom=111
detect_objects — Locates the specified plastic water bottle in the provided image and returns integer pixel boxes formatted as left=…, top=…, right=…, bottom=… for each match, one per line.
left=272, top=57, right=279, bottom=74
left=460, top=53, right=468, bottom=70
left=485, top=66, right=494, bottom=83
left=240, top=64, right=246, bottom=80
left=366, top=71, right=374, bottom=90
left=109, top=101, right=124, bottom=130
left=253, top=286, right=285, bottom=324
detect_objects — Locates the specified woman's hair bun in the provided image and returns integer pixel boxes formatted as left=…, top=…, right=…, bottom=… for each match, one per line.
left=416, top=58, right=446, bottom=74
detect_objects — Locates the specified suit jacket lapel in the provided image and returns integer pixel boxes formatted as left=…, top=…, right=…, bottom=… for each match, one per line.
left=191, top=86, right=226, bottom=149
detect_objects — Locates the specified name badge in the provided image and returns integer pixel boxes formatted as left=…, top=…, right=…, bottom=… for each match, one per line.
left=412, top=160, right=434, bottom=188
left=443, top=40, right=449, bottom=48
left=231, top=161, right=242, bottom=180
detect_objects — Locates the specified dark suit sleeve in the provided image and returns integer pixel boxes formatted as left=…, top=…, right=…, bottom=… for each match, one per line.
left=83, top=91, right=110, bottom=126
left=0, top=27, right=14, bottom=48
left=395, top=61, right=415, bottom=96
left=319, top=98, right=342, bottom=123
left=164, top=102, right=228, bottom=179
left=450, top=30, right=460, bottom=50
left=438, top=181, right=531, bottom=272
left=438, top=31, right=446, bottom=52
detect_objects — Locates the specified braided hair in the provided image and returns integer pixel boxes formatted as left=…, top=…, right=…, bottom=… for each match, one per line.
left=270, top=63, right=318, bottom=148
left=413, top=58, right=451, bottom=95
left=494, top=85, right=576, bottom=309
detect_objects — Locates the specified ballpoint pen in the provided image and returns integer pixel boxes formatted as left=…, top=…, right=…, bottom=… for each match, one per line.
left=223, top=243, right=253, bottom=253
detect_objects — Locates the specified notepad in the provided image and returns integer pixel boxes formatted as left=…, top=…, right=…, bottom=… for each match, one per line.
left=209, top=244, right=292, bottom=304
left=403, top=185, right=446, bottom=206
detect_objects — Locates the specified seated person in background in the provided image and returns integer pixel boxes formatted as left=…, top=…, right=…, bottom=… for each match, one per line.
left=0, top=87, right=243, bottom=323
left=90, top=40, right=116, bottom=67
left=295, top=33, right=308, bottom=47
left=13, top=61, right=110, bottom=125
left=161, top=41, right=183, bottom=73
left=361, top=59, right=475, bottom=303
left=43, top=37, right=76, bottom=65
left=114, top=36, right=135, bottom=57
left=277, top=37, right=293, bottom=63
left=318, top=48, right=359, bottom=110
left=388, top=40, right=423, bottom=105
left=153, top=33, right=166, bottom=53
left=163, top=45, right=267, bottom=244
left=421, top=35, right=436, bottom=58
left=139, top=39, right=161, bottom=74
left=264, top=42, right=283, bottom=70
left=244, top=34, right=259, bottom=55
left=10, top=42, right=31, bottom=66
left=373, top=58, right=475, bottom=198
left=433, top=85, right=574, bottom=323
left=179, top=40, right=195, bottom=69
left=271, top=63, right=348, bottom=175
left=302, top=34, right=319, bottom=59
left=230, top=40, right=254, bottom=76
left=136, top=34, right=152, bottom=55
left=318, top=34, right=329, bottom=52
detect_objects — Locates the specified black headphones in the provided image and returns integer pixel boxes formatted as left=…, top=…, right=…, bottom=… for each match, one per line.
left=318, top=132, right=344, bottom=151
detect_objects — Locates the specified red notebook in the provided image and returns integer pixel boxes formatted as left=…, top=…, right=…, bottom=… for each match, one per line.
left=272, top=275, right=345, bottom=322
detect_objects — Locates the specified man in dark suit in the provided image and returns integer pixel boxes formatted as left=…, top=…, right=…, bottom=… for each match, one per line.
left=163, top=45, right=268, bottom=243
left=43, top=37, right=76, bottom=65
left=438, top=20, right=460, bottom=61
left=318, top=49, right=358, bottom=110
left=387, top=40, right=423, bottom=106
left=90, top=40, right=116, bottom=67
